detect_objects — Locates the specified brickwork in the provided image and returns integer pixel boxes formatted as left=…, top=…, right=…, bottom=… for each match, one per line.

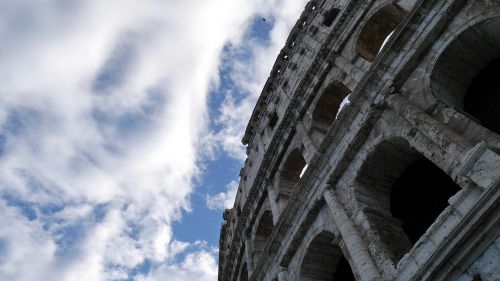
left=218, top=1, right=500, bottom=280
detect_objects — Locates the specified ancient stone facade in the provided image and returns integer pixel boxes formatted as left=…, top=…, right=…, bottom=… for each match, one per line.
left=218, top=0, right=500, bottom=280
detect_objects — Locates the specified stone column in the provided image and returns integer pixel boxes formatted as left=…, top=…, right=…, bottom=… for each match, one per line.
left=323, top=188, right=382, bottom=281
left=334, top=55, right=365, bottom=82
left=266, top=186, right=281, bottom=225
left=295, top=121, right=318, bottom=159
left=277, top=267, right=289, bottom=281
left=385, top=93, right=476, bottom=179
left=266, top=186, right=280, bottom=224
left=244, top=235, right=254, bottom=273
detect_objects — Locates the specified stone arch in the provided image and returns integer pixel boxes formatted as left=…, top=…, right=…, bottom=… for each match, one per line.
left=354, top=138, right=461, bottom=261
left=299, top=231, right=355, bottom=281
left=430, top=15, right=500, bottom=135
left=278, top=148, right=307, bottom=202
left=322, top=7, right=340, bottom=27
left=356, top=3, right=407, bottom=61
left=252, top=209, right=274, bottom=264
left=309, top=81, right=351, bottom=146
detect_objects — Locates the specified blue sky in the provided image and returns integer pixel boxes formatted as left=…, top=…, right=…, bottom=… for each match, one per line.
left=0, top=1, right=307, bottom=280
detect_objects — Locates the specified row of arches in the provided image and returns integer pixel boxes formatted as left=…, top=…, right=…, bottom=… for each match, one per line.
left=276, top=83, right=352, bottom=208
left=354, top=3, right=500, bottom=135
left=272, top=2, right=410, bottom=214
left=241, top=138, right=463, bottom=281
left=272, top=2, right=408, bottom=212
left=237, top=5, right=500, bottom=281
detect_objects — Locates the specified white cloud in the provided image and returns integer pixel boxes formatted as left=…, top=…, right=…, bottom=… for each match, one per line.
left=211, top=0, right=309, bottom=159
left=0, top=202, right=57, bottom=281
left=206, top=180, right=239, bottom=210
left=0, top=0, right=307, bottom=280
left=138, top=249, right=219, bottom=281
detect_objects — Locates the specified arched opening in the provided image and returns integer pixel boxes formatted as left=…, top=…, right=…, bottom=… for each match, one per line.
left=333, top=256, right=355, bottom=280
left=356, top=4, right=407, bottom=61
left=431, top=17, right=500, bottom=135
left=390, top=157, right=461, bottom=244
left=322, top=8, right=340, bottom=27
left=252, top=210, right=274, bottom=263
left=278, top=149, right=307, bottom=202
left=464, top=58, right=500, bottom=134
left=239, top=263, right=248, bottom=281
left=310, top=82, right=351, bottom=146
left=355, top=140, right=461, bottom=260
left=300, top=231, right=355, bottom=281
left=268, top=111, right=279, bottom=129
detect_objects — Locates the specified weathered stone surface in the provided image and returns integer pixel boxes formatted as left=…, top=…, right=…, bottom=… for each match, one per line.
left=218, top=1, right=500, bottom=280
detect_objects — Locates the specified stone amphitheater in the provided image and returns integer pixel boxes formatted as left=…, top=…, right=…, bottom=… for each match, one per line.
left=218, top=0, right=500, bottom=280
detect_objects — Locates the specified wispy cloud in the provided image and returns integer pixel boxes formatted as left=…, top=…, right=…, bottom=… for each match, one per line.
left=0, top=0, right=307, bottom=280
left=210, top=0, right=308, bottom=160
left=206, top=180, right=238, bottom=210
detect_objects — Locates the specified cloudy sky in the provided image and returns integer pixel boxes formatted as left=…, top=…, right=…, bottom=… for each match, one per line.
left=0, top=0, right=307, bottom=280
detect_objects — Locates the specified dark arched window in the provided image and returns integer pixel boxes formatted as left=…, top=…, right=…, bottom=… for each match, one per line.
left=431, top=17, right=500, bottom=135
left=300, top=231, right=355, bottom=281
left=390, top=157, right=460, bottom=244
left=310, top=82, right=351, bottom=146
left=355, top=140, right=461, bottom=260
left=252, top=210, right=274, bottom=263
left=278, top=149, right=307, bottom=202
left=322, top=8, right=340, bottom=27
left=356, top=4, right=407, bottom=61
left=464, top=58, right=500, bottom=134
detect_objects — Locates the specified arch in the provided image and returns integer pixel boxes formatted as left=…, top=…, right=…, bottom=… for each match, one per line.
left=355, top=139, right=461, bottom=260
left=252, top=210, right=274, bottom=264
left=278, top=148, right=307, bottom=201
left=310, top=82, right=351, bottom=146
left=390, top=157, right=461, bottom=244
left=268, top=111, right=279, bottom=129
left=322, top=8, right=340, bottom=27
left=430, top=16, right=500, bottom=135
left=356, top=4, right=407, bottom=61
left=299, top=231, right=355, bottom=281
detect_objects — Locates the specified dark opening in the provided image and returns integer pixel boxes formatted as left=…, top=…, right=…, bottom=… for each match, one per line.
left=268, top=111, right=279, bottom=128
left=356, top=4, right=406, bottom=61
left=464, top=57, right=500, bottom=135
left=239, top=263, right=248, bottom=281
left=472, top=273, right=483, bottom=281
left=390, top=158, right=460, bottom=244
left=310, top=82, right=351, bottom=146
left=279, top=149, right=307, bottom=199
left=300, top=231, right=355, bottom=281
left=311, top=83, right=350, bottom=132
left=253, top=210, right=274, bottom=263
left=332, top=256, right=356, bottom=281
left=322, top=8, right=340, bottom=27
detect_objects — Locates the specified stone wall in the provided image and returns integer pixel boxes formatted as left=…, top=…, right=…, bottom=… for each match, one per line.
left=218, top=0, right=500, bottom=280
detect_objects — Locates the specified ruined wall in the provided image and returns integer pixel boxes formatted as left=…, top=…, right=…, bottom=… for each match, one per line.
left=218, top=0, right=500, bottom=280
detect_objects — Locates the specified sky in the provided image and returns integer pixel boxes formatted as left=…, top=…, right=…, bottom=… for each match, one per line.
left=0, top=0, right=308, bottom=280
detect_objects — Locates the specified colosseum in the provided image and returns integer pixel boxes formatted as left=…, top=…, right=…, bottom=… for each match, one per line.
left=218, top=0, right=500, bottom=280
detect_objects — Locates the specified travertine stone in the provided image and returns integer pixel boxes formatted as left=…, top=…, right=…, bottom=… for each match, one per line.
left=218, top=1, right=500, bottom=281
